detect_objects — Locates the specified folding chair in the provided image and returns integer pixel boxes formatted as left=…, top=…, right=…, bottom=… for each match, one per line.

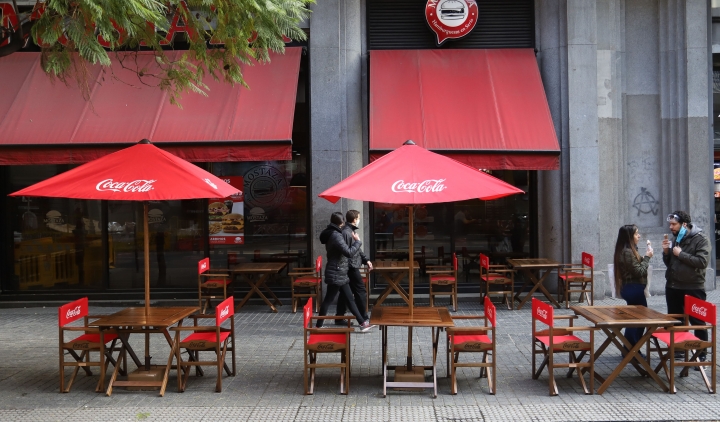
left=289, top=256, right=322, bottom=313
left=479, top=253, right=514, bottom=310
left=58, top=297, right=122, bottom=393
left=303, top=297, right=353, bottom=394
left=646, top=295, right=716, bottom=394
left=198, top=257, right=232, bottom=314
left=427, top=253, right=458, bottom=311
left=532, top=298, right=595, bottom=395
left=358, top=266, right=370, bottom=315
left=446, top=296, right=497, bottom=394
left=169, top=296, right=236, bottom=392
left=557, top=252, right=594, bottom=308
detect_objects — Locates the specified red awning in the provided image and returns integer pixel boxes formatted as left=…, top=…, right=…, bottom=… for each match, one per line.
left=369, top=49, right=560, bottom=170
left=0, top=48, right=302, bottom=165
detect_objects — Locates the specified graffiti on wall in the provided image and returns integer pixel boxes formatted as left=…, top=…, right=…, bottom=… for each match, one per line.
left=632, top=187, right=659, bottom=216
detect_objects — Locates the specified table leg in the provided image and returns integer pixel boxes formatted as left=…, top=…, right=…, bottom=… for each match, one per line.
left=237, top=274, right=278, bottom=312
left=374, top=286, right=394, bottom=307
left=382, top=326, right=388, bottom=398
left=515, top=269, right=561, bottom=310
left=374, top=272, right=410, bottom=306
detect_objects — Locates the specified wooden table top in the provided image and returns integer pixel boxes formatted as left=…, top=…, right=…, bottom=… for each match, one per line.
left=571, top=305, right=680, bottom=327
left=370, top=306, right=454, bottom=328
left=506, top=258, right=561, bottom=268
left=374, top=261, right=420, bottom=271
left=89, top=306, right=199, bottom=328
left=230, top=262, right=287, bottom=273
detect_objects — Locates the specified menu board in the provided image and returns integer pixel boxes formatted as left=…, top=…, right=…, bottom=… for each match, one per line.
left=208, top=176, right=244, bottom=245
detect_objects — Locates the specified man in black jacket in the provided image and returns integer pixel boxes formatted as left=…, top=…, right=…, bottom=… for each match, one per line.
left=335, top=210, right=373, bottom=324
left=662, top=210, right=711, bottom=360
left=317, top=212, right=375, bottom=332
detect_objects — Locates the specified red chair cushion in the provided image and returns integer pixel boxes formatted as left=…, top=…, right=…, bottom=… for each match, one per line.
left=452, top=334, right=491, bottom=345
left=652, top=330, right=700, bottom=345
left=481, top=274, right=510, bottom=282
left=430, top=275, right=456, bottom=283
left=559, top=272, right=585, bottom=280
left=293, top=276, right=320, bottom=284
left=202, top=279, right=230, bottom=286
left=71, top=333, right=118, bottom=344
left=182, top=331, right=231, bottom=343
left=308, top=333, right=347, bottom=345
left=535, top=335, right=588, bottom=349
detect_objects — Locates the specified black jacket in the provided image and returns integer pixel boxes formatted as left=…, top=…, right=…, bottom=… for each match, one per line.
left=662, top=225, right=711, bottom=290
left=319, top=224, right=361, bottom=286
left=342, top=223, right=369, bottom=269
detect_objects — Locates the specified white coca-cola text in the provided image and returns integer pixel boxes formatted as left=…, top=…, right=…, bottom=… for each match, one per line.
left=536, top=308, right=548, bottom=320
left=692, top=304, right=708, bottom=317
left=200, top=262, right=207, bottom=271
left=96, top=179, right=156, bottom=193
left=220, top=305, right=230, bottom=319
left=66, top=305, right=82, bottom=319
left=391, top=179, right=447, bottom=193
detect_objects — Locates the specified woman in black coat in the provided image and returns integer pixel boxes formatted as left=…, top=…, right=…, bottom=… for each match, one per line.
left=317, top=212, right=374, bottom=332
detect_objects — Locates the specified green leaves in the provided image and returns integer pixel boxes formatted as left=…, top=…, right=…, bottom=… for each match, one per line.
left=29, top=0, right=312, bottom=106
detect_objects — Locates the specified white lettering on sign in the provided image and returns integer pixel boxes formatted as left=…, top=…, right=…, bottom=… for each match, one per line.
left=691, top=304, right=707, bottom=317
left=204, top=178, right=218, bottom=189
left=66, top=305, right=82, bottom=319
left=96, top=179, right=156, bottom=193
left=200, top=261, right=207, bottom=271
left=391, top=179, right=447, bottom=193
left=220, top=305, right=229, bottom=319
left=536, top=307, right=548, bottom=320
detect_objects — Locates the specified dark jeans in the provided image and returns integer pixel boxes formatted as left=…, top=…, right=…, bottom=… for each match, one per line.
left=620, top=283, right=647, bottom=347
left=665, top=286, right=708, bottom=345
left=316, top=283, right=365, bottom=328
left=336, top=267, right=368, bottom=321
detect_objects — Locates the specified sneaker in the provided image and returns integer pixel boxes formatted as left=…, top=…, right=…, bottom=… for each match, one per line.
left=359, top=321, right=376, bottom=333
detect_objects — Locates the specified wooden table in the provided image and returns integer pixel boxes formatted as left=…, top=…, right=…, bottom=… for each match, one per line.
left=507, top=258, right=562, bottom=309
left=373, top=261, right=419, bottom=307
left=230, top=262, right=286, bottom=312
left=89, top=306, right=199, bottom=396
left=370, top=306, right=454, bottom=397
left=571, top=305, right=680, bottom=394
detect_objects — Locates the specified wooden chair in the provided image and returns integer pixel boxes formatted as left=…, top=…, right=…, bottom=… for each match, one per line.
left=198, top=257, right=232, bottom=314
left=532, top=298, right=595, bottom=395
left=289, top=256, right=322, bottom=313
left=479, top=253, right=514, bottom=310
left=169, top=296, right=236, bottom=392
left=646, top=295, right=716, bottom=394
left=557, top=252, right=594, bottom=308
left=426, top=253, right=458, bottom=311
left=303, top=297, right=353, bottom=394
left=58, top=297, right=122, bottom=393
left=359, top=266, right=371, bottom=315
left=446, top=296, right=497, bottom=395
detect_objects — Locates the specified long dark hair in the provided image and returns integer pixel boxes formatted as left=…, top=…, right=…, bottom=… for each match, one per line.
left=613, top=224, right=641, bottom=294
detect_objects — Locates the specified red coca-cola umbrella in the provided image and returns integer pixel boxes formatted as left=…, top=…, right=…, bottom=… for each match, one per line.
left=10, top=139, right=240, bottom=314
left=319, top=140, right=523, bottom=315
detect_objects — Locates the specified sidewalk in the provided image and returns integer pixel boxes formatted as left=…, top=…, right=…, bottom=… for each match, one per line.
left=0, top=291, right=718, bottom=421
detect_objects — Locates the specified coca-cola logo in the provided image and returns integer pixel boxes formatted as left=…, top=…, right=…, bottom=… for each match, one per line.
left=691, top=304, right=707, bottom=317
left=189, top=341, right=207, bottom=348
left=583, top=255, right=592, bottom=266
left=200, top=262, right=208, bottom=271
left=391, top=179, right=447, bottom=194
left=204, top=178, right=218, bottom=189
left=487, top=307, right=494, bottom=322
left=96, top=179, right=156, bottom=193
left=317, top=344, right=335, bottom=351
left=536, top=308, right=548, bottom=320
left=220, top=305, right=229, bottom=319
left=66, top=305, right=82, bottom=319
left=72, top=342, right=90, bottom=349
left=686, top=341, right=702, bottom=349
left=562, top=342, right=581, bottom=350
left=464, top=343, right=483, bottom=350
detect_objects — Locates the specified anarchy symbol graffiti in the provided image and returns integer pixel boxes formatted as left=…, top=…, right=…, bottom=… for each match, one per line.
left=632, top=187, right=659, bottom=216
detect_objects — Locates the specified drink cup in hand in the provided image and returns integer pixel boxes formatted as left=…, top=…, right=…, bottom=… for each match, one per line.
left=646, top=239, right=653, bottom=257
left=662, top=234, right=670, bottom=250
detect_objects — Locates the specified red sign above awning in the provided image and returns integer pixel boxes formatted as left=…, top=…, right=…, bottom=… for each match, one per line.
left=0, top=48, right=302, bottom=164
left=370, top=49, right=560, bottom=170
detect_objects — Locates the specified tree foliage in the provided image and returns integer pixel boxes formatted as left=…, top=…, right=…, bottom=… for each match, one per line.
left=30, top=0, right=312, bottom=105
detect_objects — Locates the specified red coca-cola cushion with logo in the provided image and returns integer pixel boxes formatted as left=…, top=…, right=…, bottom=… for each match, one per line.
left=685, top=295, right=715, bottom=325
left=59, top=297, right=88, bottom=327
left=215, top=296, right=234, bottom=326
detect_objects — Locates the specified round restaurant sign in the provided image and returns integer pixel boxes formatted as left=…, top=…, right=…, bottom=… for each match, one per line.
left=425, top=0, right=478, bottom=46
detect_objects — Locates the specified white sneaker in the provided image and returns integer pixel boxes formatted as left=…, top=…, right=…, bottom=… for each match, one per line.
left=359, top=321, right=376, bottom=332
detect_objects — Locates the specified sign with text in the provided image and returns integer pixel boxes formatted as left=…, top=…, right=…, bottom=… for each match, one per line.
left=208, top=176, right=244, bottom=245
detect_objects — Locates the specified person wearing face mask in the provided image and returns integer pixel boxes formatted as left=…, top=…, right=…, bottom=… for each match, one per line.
left=335, top=210, right=373, bottom=324
left=662, top=210, right=711, bottom=362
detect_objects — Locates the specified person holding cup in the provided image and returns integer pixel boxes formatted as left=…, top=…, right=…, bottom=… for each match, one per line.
left=613, top=224, right=652, bottom=348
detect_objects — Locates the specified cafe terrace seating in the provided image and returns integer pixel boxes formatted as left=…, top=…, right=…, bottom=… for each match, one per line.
left=427, top=253, right=459, bottom=311
left=303, top=297, right=353, bottom=395
left=58, top=297, right=122, bottom=393
left=289, top=256, right=322, bottom=313
left=169, top=296, right=236, bottom=393
left=647, top=295, right=716, bottom=394
left=479, top=253, right=514, bottom=310
left=532, top=298, right=595, bottom=396
left=198, top=257, right=233, bottom=314
left=446, top=296, right=497, bottom=395
left=557, top=252, right=594, bottom=308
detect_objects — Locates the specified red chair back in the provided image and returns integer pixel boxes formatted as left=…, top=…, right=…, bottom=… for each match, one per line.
left=452, top=253, right=458, bottom=272
left=314, top=256, right=322, bottom=274
left=303, top=297, right=313, bottom=329
left=532, top=298, right=553, bottom=327
left=685, top=295, right=716, bottom=325
left=59, top=297, right=88, bottom=327
left=484, top=296, right=496, bottom=327
left=581, top=252, right=594, bottom=268
left=215, top=296, right=234, bottom=326
left=198, top=257, right=210, bottom=275
left=479, top=253, right=490, bottom=270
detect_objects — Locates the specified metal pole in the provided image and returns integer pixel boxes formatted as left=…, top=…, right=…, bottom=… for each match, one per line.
left=144, top=202, right=150, bottom=315
left=408, top=205, right=414, bottom=318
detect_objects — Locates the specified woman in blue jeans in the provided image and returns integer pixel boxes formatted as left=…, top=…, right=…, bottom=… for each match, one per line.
left=613, top=224, right=653, bottom=347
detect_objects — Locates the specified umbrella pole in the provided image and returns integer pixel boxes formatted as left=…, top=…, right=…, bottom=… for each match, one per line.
left=408, top=205, right=414, bottom=318
left=144, top=202, right=150, bottom=315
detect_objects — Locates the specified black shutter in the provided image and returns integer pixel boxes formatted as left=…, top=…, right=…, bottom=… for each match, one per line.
left=367, top=0, right=534, bottom=50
